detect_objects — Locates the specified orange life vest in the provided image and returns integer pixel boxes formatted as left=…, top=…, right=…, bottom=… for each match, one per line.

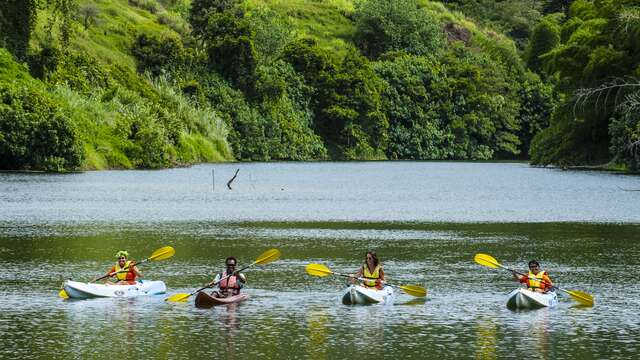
left=218, top=270, right=241, bottom=296
left=362, top=264, right=382, bottom=288
left=527, top=270, right=548, bottom=291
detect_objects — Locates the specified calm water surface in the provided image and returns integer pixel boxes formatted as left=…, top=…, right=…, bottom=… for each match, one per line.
left=0, top=163, right=639, bottom=359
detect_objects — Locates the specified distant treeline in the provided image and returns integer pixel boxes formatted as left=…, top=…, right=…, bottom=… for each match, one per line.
left=0, top=0, right=637, bottom=171
left=447, top=0, right=640, bottom=171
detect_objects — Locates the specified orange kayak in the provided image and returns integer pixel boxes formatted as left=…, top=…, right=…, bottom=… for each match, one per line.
left=195, top=292, right=249, bottom=308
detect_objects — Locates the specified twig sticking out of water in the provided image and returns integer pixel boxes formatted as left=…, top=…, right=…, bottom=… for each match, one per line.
left=227, top=169, right=239, bottom=190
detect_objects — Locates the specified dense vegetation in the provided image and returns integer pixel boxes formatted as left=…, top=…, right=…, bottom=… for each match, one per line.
left=528, top=0, right=640, bottom=171
left=0, top=0, right=637, bottom=171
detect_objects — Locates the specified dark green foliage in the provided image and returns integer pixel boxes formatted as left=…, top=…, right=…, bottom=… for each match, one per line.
left=208, top=34, right=258, bottom=94
left=0, top=82, right=83, bottom=171
left=132, top=32, right=185, bottom=76
left=354, top=0, right=444, bottom=59
left=374, top=49, right=526, bottom=160
left=373, top=55, right=451, bottom=159
left=530, top=0, right=640, bottom=167
left=189, top=0, right=243, bottom=39
left=2, top=0, right=575, bottom=168
left=284, top=40, right=388, bottom=159
left=525, top=16, right=561, bottom=74
left=199, top=69, right=326, bottom=160
left=543, top=0, right=574, bottom=15
left=189, top=1, right=258, bottom=93
left=517, top=72, right=557, bottom=156
left=0, top=0, right=39, bottom=59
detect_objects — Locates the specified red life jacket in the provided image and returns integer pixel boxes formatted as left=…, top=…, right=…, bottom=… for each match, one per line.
left=112, top=261, right=136, bottom=283
left=218, top=270, right=241, bottom=296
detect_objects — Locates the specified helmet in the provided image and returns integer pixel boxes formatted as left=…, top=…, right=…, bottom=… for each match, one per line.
left=115, top=250, right=129, bottom=258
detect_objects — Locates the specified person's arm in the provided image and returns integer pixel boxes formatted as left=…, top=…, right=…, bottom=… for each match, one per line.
left=236, top=272, right=246, bottom=284
left=512, top=271, right=526, bottom=283
left=209, top=273, right=221, bottom=287
left=352, top=267, right=363, bottom=284
left=543, top=274, right=553, bottom=287
left=379, top=267, right=385, bottom=282
left=132, top=265, right=143, bottom=279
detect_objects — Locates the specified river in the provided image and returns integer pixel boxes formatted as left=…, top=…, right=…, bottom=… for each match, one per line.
left=0, top=162, right=638, bottom=358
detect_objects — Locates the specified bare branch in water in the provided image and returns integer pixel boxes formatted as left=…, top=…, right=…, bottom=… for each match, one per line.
left=227, top=168, right=239, bottom=190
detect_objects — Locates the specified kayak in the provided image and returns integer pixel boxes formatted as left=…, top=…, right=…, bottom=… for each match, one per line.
left=342, top=285, right=394, bottom=305
left=195, top=292, right=249, bottom=309
left=63, top=280, right=166, bottom=299
left=506, top=288, right=558, bottom=310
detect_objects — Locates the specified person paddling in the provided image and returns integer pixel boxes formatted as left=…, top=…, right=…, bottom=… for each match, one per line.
left=99, top=250, right=142, bottom=285
left=353, top=251, right=385, bottom=290
left=512, top=260, right=553, bottom=293
left=210, top=256, right=246, bottom=298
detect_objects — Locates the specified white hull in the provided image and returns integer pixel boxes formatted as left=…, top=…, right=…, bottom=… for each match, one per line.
left=342, top=285, right=394, bottom=305
left=506, top=288, right=558, bottom=309
left=63, top=280, right=166, bottom=299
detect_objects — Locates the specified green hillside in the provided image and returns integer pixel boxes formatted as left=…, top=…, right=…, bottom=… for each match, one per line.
left=7, top=0, right=630, bottom=171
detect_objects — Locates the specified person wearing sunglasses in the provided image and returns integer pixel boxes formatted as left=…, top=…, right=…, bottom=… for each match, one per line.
left=99, top=250, right=142, bottom=285
left=353, top=250, right=385, bottom=290
left=210, top=256, right=246, bottom=298
left=512, top=260, right=553, bottom=293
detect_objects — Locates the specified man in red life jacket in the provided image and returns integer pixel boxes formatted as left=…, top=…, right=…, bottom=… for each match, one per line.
left=512, top=260, right=553, bottom=293
left=211, top=256, right=246, bottom=298
left=99, top=250, right=142, bottom=285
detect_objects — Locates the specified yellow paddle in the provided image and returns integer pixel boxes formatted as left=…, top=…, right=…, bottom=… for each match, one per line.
left=165, top=248, right=281, bottom=303
left=59, top=246, right=176, bottom=299
left=305, top=263, right=427, bottom=297
left=474, top=253, right=594, bottom=307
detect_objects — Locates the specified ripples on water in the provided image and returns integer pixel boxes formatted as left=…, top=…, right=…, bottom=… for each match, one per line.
left=0, top=162, right=639, bottom=223
left=0, top=163, right=639, bottom=358
left=0, top=222, right=638, bottom=358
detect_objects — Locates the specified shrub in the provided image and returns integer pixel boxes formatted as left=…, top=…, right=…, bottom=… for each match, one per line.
left=0, top=83, right=83, bottom=171
left=354, top=0, right=445, bottom=59
left=132, top=32, right=185, bottom=76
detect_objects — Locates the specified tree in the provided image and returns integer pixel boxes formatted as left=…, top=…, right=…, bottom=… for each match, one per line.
left=525, top=16, right=561, bottom=74
left=354, top=0, right=444, bottom=59
left=0, top=0, right=39, bottom=59
left=79, top=2, right=99, bottom=30
left=188, top=0, right=243, bottom=39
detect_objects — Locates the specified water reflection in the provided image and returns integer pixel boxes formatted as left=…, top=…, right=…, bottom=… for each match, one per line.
left=0, top=220, right=639, bottom=358
left=510, top=309, right=552, bottom=359
left=219, top=304, right=240, bottom=360
left=306, top=306, right=329, bottom=360
left=474, top=316, right=497, bottom=360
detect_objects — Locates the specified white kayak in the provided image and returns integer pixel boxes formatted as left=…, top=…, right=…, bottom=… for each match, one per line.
left=342, top=285, right=394, bottom=305
left=506, top=288, right=558, bottom=309
left=63, top=280, right=166, bottom=299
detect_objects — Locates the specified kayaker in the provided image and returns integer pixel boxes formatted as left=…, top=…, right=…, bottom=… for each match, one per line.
left=354, top=251, right=385, bottom=290
left=513, top=260, right=553, bottom=293
left=100, top=250, right=142, bottom=285
left=210, top=256, right=246, bottom=298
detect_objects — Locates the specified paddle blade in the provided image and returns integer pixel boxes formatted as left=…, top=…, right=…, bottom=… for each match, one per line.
left=305, top=263, right=332, bottom=277
left=399, top=284, right=427, bottom=297
left=255, top=248, right=281, bottom=265
left=165, top=293, right=191, bottom=302
left=149, top=246, right=176, bottom=261
left=474, top=253, right=501, bottom=269
left=568, top=290, right=594, bottom=307
left=59, top=289, right=69, bottom=299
